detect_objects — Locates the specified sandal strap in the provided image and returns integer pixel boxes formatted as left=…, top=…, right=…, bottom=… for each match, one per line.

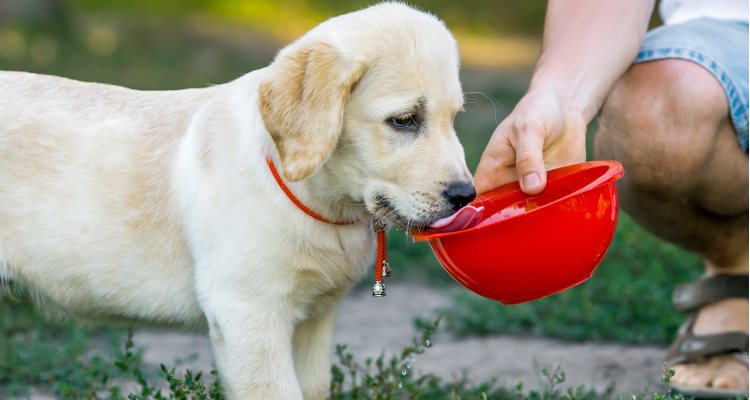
left=672, top=274, right=748, bottom=312
left=666, top=331, right=749, bottom=365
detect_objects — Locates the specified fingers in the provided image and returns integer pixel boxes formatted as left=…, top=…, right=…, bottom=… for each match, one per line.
left=474, top=126, right=518, bottom=194
left=474, top=156, right=516, bottom=194
left=474, top=117, right=548, bottom=195
left=475, top=90, right=588, bottom=196
left=511, top=119, right=547, bottom=195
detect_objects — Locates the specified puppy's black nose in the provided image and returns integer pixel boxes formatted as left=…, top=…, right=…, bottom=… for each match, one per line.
left=443, top=181, right=476, bottom=211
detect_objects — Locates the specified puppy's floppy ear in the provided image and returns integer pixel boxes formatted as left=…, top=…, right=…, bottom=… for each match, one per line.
left=260, top=42, right=367, bottom=181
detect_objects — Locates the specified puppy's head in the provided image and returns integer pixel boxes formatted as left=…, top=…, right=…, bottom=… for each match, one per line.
left=260, top=3, right=473, bottom=230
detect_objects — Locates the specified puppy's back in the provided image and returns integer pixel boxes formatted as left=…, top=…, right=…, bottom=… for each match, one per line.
left=0, top=71, right=207, bottom=326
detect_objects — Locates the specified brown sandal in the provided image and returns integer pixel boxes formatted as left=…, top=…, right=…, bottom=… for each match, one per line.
left=666, top=274, right=749, bottom=399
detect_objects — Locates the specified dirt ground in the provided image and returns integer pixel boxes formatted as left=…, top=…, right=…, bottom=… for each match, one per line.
left=132, top=281, right=667, bottom=397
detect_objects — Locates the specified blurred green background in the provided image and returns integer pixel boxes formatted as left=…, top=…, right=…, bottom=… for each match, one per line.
left=0, top=0, right=548, bottom=86
left=1, top=0, right=701, bottom=396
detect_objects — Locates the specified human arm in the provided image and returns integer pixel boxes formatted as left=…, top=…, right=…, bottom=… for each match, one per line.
left=474, top=0, right=655, bottom=194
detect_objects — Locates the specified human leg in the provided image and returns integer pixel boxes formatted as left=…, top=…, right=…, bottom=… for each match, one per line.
left=595, top=57, right=748, bottom=392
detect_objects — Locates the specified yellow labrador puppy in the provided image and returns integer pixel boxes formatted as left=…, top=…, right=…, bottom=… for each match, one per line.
left=0, top=3, right=474, bottom=399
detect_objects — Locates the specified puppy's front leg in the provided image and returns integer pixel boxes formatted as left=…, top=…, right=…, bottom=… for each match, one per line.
left=293, top=301, right=341, bottom=400
left=200, top=290, right=303, bottom=399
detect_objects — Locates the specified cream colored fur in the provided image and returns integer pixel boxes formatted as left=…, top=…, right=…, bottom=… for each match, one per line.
left=0, top=3, right=470, bottom=399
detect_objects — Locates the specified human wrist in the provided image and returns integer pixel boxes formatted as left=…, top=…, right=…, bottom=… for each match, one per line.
left=524, top=79, right=592, bottom=125
left=527, top=65, right=602, bottom=124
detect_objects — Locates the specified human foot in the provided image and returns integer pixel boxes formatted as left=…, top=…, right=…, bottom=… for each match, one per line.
left=672, top=298, right=748, bottom=390
left=668, top=277, right=749, bottom=395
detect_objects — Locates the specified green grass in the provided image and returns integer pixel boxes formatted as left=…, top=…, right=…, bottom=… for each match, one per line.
left=0, top=301, right=131, bottom=398
left=437, top=212, right=702, bottom=344
left=0, top=6, right=714, bottom=398
left=0, top=314, right=695, bottom=399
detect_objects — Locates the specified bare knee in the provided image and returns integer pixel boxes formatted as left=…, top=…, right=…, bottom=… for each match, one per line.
left=594, top=59, right=729, bottom=195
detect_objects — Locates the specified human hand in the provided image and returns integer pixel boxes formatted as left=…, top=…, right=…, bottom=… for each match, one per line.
left=474, top=90, right=588, bottom=195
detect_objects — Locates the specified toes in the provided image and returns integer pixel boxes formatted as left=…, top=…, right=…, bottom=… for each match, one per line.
left=673, top=356, right=750, bottom=391
left=710, top=356, right=749, bottom=390
left=712, top=375, right=741, bottom=389
left=672, top=362, right=713, bottom=387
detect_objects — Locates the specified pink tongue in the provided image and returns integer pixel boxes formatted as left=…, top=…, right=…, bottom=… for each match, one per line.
left=429, top=205, right=485, bottom=232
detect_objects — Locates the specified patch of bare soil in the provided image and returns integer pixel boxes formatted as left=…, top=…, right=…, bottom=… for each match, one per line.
left=132, top=281, right=666, bottom=397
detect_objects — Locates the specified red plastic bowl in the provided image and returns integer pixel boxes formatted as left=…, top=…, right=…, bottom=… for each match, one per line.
left=414, top=160, right=624, bottom=304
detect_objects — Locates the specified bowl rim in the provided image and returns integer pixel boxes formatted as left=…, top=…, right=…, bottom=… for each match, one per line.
left=413, top=160, right=624, bottom=242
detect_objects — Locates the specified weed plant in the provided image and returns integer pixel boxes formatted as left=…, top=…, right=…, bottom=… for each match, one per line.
left=1, top=314, right=715, bottom=400
left=0, top=6, right=725, bottom=399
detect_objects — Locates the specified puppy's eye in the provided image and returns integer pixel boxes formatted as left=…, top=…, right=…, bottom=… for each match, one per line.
left=388, top=113, right=419, bottom=131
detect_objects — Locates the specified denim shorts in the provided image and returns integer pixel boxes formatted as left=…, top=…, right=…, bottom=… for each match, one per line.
left=634, top=18, right=749, bottom=152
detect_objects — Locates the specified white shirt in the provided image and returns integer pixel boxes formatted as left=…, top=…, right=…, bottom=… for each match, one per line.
left=660, top=0, right=749, bottom=24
